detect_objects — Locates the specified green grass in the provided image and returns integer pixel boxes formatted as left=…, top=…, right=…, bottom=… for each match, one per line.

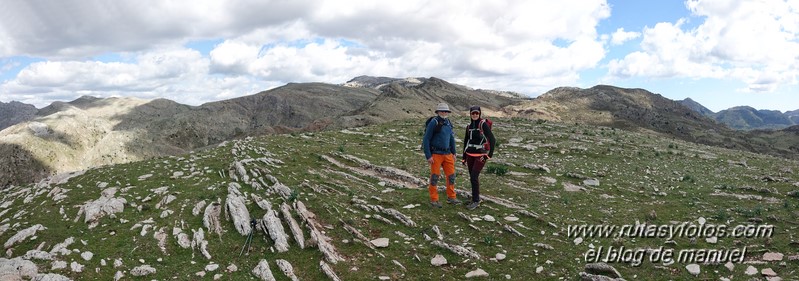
left=1, top=118, right=798, bottom=280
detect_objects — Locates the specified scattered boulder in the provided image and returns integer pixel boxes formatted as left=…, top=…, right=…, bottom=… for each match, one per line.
left=370, top=238, right=389, bottom=248
left=251, top=260, right=276, bottom=281
left=80, top=187, right=126, bottom=228
left=203, top=202, right=223, bottom=237
left=192, top=200, right=207, bottom=216
left=4, top=224, right=46, bottom=249
left=262, top=209, right=290, bottom=252
left=583, top=179, right=600, bottom=187
left=280, top=203, right=305, bottom=249
left=431, top=254, right=447, bottom=266
left=70, top=261, right=84, bottom=272
left=205, top=264, right=219, bottom=272
left=0, top=257, right=38, bottom=279
left=225, top=183, right=252, bottom=236
left=275, top=259, right=299, bottom=281
left=319, top=261, right=341, bottom=281
left=51, top=261, right=67, bottom=270
left=724, top=261, right=734, bottom=272
left=23, top=250, right=52, bottom=261
left=80, top=251, right=93, bottom=261
left=745, top=265, right=758, bottom=275
left=763, top=252, right=784, bottom=261
left=192, top=228, right=212, bottom=259
left=465, top=268, right=489, bottom=278
left=685, top=264, right=700, bottom=276
left=583, top=263, right=622, bottom=279
left=563, top=183, right=586, bottom=192
left=496, top=253, right=506, bottom=261
left=761, top=268, right=777, bottom=277
left=131, top=265, right=156, bottom=276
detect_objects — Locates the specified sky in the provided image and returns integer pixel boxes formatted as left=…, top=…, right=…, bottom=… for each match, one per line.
left=0, top=0, right=798, bottom=112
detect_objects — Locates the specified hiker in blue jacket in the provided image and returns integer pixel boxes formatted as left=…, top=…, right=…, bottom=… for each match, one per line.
left=422, top=102, right=461, bottom=208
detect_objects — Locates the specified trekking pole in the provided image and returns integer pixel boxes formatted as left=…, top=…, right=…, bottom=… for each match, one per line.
left=239, top=219, right=257, bottom=257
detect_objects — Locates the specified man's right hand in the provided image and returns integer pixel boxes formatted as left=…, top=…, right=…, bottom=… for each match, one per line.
left=427, top=157, right=434, bottom=165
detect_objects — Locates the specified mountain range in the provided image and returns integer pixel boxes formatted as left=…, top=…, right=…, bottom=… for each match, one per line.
left=678, top=98, right=799, bottom=130
left=2, top=76, right=799, bottom=187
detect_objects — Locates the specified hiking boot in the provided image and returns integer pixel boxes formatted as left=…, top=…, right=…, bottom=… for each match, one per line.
left=446, top=197, right=462, bottom=204
left=430, top=201, right=443, bottom=208
left=466, top=201, right=480, bottom=210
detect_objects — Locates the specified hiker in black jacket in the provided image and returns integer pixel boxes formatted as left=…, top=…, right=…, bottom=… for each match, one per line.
left=461, top=106, right=495, bottom=210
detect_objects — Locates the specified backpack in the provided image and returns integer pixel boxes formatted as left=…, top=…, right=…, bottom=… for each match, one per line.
left=467, top=118, right=493, bottom=152
left=424, top=116, right=445, bottom=135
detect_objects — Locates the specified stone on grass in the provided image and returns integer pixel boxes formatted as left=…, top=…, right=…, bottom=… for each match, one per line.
left=465, top=268, right=489, bottom=278
left=131, top=265, right=156, bottom=276
left=761, top=268, right=777, bottom=277
left=745, top=265, right=758, bottom=275
left=685, top=264, right=700, bottom=276
left=431, top=254, right=447, bottom=266
left=496, top=253, right=506, bottom=261
left=0, top=258, right=38, bottom=279
left=763, top=252, right=784, bottom=261
left=370, top=238, right=389, bottom=248
left=251, top=260, right=276, bottom=281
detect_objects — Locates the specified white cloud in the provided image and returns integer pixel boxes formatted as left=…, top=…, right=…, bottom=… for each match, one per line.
left=610, top=28, right=641, bottom=45
left=0, top=0, right=613, bottom=106
left=1, top=48, right=274, bottom=107
left=609, top=0, right=799, bottom=93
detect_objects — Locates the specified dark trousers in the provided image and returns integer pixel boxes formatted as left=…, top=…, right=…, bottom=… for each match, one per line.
left=465, top=154, right=487, bottom=202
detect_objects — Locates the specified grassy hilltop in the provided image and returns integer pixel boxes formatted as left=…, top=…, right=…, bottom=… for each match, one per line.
left=1, top=117, right=797, bottom=280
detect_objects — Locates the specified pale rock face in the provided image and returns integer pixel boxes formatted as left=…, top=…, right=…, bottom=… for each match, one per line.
left=51, top=261, right=67, bottom=270
left=251, top=260, right=276, bottom=281
left=80, top=251, right=94, bottom=261
left=0, top=257, right=38, bottom=279
left=465, top=268, right=489, bottom=278
left=763, top=252, right=784, bottom=261
left=4, top=224, right=46, bottom=248
left=131, top=265, right=156, bottom=276
left=261, top=210, right=290, bottom=252
left=225, top=183, right=252, bottom=236
left=82, top=188, right=126, bottom=228
left=275, top=259, right=299, bottom=281
left=370, top=238, right=389, bottom=248
left=23, top=250, right=53, bottom=260
left=70, top=261, right=84, bottom=272
left=685, top=264, right=700, bottom=276
left=431, top=254, right=447, bottom=266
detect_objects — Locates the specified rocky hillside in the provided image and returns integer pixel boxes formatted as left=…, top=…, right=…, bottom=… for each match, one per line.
left=351, top=77, right=522, bottom=124
left=1, top=118, right=797, bottom=280
left=0, top=78, right=526, bottom=187
left=507, top=85, right=799, bottom=160
left=0, top=101, right=37, bottom=131
left=678, top=99, right=799, bottom=131
left=678, top=98, right=714, bottom=116
left=714, top=106, right=795, bottom=130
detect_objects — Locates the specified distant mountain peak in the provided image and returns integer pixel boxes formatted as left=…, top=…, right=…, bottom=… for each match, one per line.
left=679, top=98, right=715, bottom=116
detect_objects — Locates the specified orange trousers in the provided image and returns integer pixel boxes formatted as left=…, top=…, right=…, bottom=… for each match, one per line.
left=428, top=153, right=456, bottom=202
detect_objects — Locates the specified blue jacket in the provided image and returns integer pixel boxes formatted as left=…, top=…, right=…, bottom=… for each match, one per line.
left=422, top=117, right=456, bottom=159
